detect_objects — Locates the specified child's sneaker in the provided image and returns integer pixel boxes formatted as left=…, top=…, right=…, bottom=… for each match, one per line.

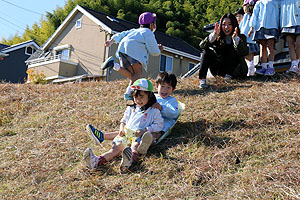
left=286, top=65, right=300, bottom=75
left=86, top=124, right=104, bottom=145
left=101, top=56, right=114, bottom=70
left=265, top=67, right=275, bottom=76
left=255, top=68, right=267, bottom=75
left=199, top=79, right=208, bottom=88
left=120, top=147, right=132, bottom=173
left=137, top=132, right=153, bottom=155
left=83, top=148, right=99, bottom=169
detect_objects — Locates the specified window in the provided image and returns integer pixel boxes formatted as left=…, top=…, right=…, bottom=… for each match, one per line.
left=25, top=46, right=35, bottom=55
left=57, top=49, right=70, bottom=60
left=76, top=19, right=82, bottom=29
left=160, top=55, right=173, bottom=72
left=188, top=62, right=196, bottom=71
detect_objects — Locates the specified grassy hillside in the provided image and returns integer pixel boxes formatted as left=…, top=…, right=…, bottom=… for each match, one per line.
left=0, top=76, right=299, bottom=199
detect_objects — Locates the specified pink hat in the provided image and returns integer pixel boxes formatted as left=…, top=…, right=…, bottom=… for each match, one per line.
left=243, top=0, right=257, bottom=6
left=138, top=12, right=156, bottom=25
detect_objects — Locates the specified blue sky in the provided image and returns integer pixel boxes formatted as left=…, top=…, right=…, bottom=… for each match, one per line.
left=0, top=0, right=66, bottom=40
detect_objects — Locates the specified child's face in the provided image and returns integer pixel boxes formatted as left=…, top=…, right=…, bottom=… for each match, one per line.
left=156, top=82, right=174, bottom=99
left=235, top=14, right=243, bottom=24
left=133, top=90, right=149, bottom=107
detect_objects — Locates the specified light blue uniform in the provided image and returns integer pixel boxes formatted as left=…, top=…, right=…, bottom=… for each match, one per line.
left=240, top=13, right=256, bottom=44
left=250, top=0, right=281, bottom=31
left=281, top=0, right=300, bottom=28
left=112, top=28, right=161, bottom=71
left=155, top=94, right=179, bottom=133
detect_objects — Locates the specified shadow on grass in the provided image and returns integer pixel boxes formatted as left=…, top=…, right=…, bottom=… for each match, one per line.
left=175, top=73, right=299, bottom=97
left=144, top=118, right=248, bottom=161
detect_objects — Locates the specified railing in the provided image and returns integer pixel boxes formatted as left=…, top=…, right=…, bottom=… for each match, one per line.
left=26, top=54, right=63, bottom=65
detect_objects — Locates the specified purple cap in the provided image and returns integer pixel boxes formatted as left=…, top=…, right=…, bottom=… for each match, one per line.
left=138, top=12, right=156, bottom=25
left=243, top=0, right=257, bottom=6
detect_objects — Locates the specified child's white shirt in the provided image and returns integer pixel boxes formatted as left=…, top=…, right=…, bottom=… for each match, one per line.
left=121, top=105, right=163, bottom=133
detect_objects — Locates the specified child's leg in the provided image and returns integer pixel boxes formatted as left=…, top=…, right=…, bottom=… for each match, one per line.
left=266, top=39, right=275, bottom=62
left=245, top=53, right=255, bottom=76
left=127, top=63, right=143, bottom=84
left=259, top=40, right=268, bottom=64
left=256, top=40, right=268, bottom=75
left=101, top=143, right=124, bottom=162
left=86, top=124, right=118, bottom=145
left=296, top=35, right=300, bottom=60
left=286, top=35, right=297, bottom=61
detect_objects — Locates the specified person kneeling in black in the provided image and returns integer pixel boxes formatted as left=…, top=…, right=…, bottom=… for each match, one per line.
left=199, top=13, right=249, bottom=88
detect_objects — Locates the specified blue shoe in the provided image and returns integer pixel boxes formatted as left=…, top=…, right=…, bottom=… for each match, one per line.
left=124, top=93, right=133, bottom=100
left=86, top=124, right=104, bottom=145
left=255, top=68, right=267, bottom=75
left=101, top=56, right=114, bottom=70
left=264, top=67, right=275, bottom=76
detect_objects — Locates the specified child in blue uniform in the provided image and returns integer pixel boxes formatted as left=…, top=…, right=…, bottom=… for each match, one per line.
left=248, top=0, right=281, bottom=76
left=240, top=0, right=259, bottom=76
left=281, top=0, right=300, bottom=75
left=101, top=12, right=163, bottom=100
left=83, top=79, right=163, bottom=172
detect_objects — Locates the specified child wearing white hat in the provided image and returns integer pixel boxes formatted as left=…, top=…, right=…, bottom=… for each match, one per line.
left=83, top=78, right=163, bottom=173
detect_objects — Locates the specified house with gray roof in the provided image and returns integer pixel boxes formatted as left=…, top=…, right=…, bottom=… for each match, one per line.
left=25, top=5, right=201, bottom=82
left=0, top=40, right=39, bottom=83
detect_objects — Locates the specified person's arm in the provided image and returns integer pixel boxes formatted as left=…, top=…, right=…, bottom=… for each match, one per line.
left=111, top=29, right=134, bottom=44
left=146, top=109, right=164, bottom=133
left=199, top=22, right=220, bottom=49
left=144, top=30, right=161, bottom=56
left=160, top=98, right=179, bottom=119
left=119, top=122, right=126, bottom=136
left=248, top=2, right=260, bottom=37
left=119, top=106, right=132, bottom=136
left=235, top=34, right=249, bottom=57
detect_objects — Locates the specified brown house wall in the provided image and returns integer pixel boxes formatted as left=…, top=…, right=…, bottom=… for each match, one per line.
left=47, top=12, right=107, bottom=76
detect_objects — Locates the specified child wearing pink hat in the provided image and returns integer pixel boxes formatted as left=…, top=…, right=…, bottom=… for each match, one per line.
left=101, top=12, right=163, bottom=100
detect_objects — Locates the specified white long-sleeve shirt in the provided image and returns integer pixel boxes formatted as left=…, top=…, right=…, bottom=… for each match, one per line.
left=121, top=105, right=163, bottom=133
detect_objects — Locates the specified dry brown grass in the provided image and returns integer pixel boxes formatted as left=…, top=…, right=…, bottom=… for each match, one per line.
left=0, top=75, right=299, bottom=200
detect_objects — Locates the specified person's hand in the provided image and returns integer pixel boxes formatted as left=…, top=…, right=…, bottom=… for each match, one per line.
left=118, top=129, right=125, bottom=136
left=214, top=22, right=221, bottom=35
left=248, top=27, right=254, bottom=37
left=158, top=44, right=163, bottom=51
left=136, top=129, right=146, bottom=137
left=152, top=102, right=162, bottom=111
left=232, top=27, right=238, bottom=38
left=105, top=39, right=113, bottom=47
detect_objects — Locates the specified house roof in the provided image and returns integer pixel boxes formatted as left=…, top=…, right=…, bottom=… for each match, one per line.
left=1, top=40, right=39, bottom=53
left=0, top=44, right=10, bottom=50
left=42, top=5, right=200, bottom=61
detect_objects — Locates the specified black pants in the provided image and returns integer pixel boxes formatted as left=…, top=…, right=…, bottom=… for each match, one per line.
left=199, top=47, right=239, bottom=79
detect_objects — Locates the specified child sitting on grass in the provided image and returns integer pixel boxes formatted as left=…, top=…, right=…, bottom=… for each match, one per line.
left=86, top=72, right=179, bottom=156
left=84, top=78, right=163, bottom=173
left=137, top=72, right=179, bottom=154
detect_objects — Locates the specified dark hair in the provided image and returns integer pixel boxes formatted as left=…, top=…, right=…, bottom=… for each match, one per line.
left=234, top=7, right=244, bottom=16
left=140, top=23, right=151, bottom=28
left=218, top=13, right=241, bottom=40
left=155, top=72, right=177, bottom=89
left=130, top=89, right=156, bottom=111
left=234, top=8, right=245, bottom=16
left=245, top=4, right=254, bottom=15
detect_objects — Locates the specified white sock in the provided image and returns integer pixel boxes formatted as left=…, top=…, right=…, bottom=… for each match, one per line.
left=249, top=60, right=255, bottom=69
left=261, top=63, right=267, bottom=69
left=291, top=60, right=298, bottom=67
left=268, top=61, right=274, bottom=69
left=113, top=63, right=120, bottom=71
